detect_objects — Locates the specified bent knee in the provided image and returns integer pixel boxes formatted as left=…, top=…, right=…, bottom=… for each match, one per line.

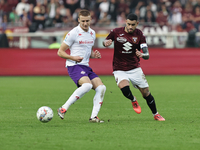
left=98, top=85, right=106, bottom=92
left=82, top=83, right=93, bottom=92
left=140, top=87, right=150, bottom=98
left=96, top=85, right=106, bottom=96
left=142, top=91, right=150, bottom=98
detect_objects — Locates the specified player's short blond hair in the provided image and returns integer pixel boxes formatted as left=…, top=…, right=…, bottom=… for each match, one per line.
left=78, top=9, right=90, bottom=18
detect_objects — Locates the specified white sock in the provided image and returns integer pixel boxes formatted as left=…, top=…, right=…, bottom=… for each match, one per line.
left=132, top=96, right=136, bottom=102
left=62, top=83, right=93, bottom=110
left=91, top=85, right=106, bottom=118
left=153, top=112, right=158, bottom=116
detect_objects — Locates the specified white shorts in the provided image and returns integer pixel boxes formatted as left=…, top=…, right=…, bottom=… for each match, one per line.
left=113, top=67, right=149, bottom=88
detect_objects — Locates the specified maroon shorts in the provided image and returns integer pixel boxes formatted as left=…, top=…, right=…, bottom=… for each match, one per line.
left=67, top=65, right=98, bottom=87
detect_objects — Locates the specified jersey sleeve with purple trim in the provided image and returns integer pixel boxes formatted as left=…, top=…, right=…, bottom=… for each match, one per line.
left=106, top=27, right=147, bottom=71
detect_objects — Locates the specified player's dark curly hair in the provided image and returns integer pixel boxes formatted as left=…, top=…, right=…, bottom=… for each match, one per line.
left=127, top=13, right=138, bottom=21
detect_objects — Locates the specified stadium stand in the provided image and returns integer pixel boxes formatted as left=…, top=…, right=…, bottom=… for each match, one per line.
left=0, top=0, right=200, bottom=48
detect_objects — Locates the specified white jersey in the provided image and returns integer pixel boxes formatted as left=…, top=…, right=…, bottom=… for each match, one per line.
left=63, top=25, right=96, bottom=67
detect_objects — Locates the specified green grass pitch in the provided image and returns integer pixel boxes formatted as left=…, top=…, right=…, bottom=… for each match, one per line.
left=0, top=75, right=200, bottom=150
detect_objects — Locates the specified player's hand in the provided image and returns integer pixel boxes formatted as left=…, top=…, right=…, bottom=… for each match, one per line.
left=73, top=56, right=83, bottom=62
left=135, top=49, right=143, bottom=58
left=104, top=39, right=112, bottom=47
left=93, top=50, right=101, bottom=58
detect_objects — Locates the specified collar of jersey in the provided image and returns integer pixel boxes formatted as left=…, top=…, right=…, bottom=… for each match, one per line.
left=78, top=24, right=91, bottom=33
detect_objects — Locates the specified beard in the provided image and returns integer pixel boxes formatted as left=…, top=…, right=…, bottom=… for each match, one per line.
left=126, top=27, right=134, bottom=33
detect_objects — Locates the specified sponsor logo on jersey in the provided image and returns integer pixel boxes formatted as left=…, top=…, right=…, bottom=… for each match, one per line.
left=132, top=37, right=138, bottom=43
left=79, top=40, right=94, bottom=44
left=122, top=42, right=133, bottom=53
left=117, top=37, right=127, bottom=43
left=119, top=34, right=124, bottom=36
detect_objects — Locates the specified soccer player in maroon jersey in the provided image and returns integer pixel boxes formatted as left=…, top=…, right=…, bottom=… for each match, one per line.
left=103, top=13, right=165, bottom=121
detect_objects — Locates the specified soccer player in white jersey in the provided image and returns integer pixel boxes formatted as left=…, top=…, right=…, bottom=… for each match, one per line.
left=103, top=13, right=165, bottom=121
left=57, top=9, right=106, bottom=123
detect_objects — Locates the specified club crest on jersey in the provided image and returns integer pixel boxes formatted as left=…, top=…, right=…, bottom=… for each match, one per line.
left=117, top=37, right=127, bottom=43
left=132, top=37, right=138, bottom=43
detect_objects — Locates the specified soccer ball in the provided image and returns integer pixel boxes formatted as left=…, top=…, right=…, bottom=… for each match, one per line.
left=36, top=106, right=53, bottom=123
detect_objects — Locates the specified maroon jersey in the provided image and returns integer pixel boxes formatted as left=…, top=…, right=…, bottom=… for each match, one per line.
left=106, top=27, right=147, bottom=71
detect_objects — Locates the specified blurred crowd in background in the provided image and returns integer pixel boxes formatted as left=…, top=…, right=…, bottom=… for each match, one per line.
left=0, top=0, right=200, bottom=33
